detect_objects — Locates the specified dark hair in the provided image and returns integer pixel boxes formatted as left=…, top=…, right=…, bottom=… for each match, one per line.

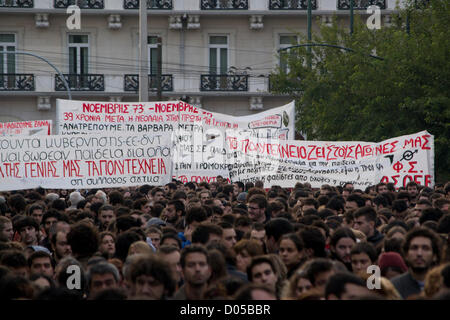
left=325, top=272, right=366, bottom=299
left=383, top=237, right=404, bottom=256
left=13, top=216, right=39, bottom=232
left=392, top=200, right=408, bottom=213
left=185, top=207, right=207, bottom=225
left=264, top=218, right=294, bottom=243
left=28, top=250, right=54, bottom=269
left=0, top=250, right=27, bottom=269
left=192, top=223, right=223, bottom=245
left=329, top=227, right=356, bottom=248
left=346, top=194, right=365, bottom=208
left=419, top=208, right=444, bottom=225
left=180, top=245, right=209, bottom=269
left=299, top=226, right=327, bottom=258
left=160, top=232, right=182, bottom=249
left=248, top=194, right=268, bottom=209
left=373, top=195, right=388, bottom=208
left=326, top=198, right=345, bottom=213
left=354, top=206, right=377, bottom=222
left=234, top=282, right=275, bottom=300
left=114, top=231, right=142, bottom=262
left=437, top=214, right=450, bottom=234
left=67, top=222, right=99, bottom=258
left=129, top=254, right=175, bottom=298
left=305, top=258, right=334, bottom=286
left=280, top=233, right=304, bottom=252
left=350, top=242, right=377, bottom=263
left=403, top=227, right=442, bottom=265
left=247, top=255, right=276, bottom=282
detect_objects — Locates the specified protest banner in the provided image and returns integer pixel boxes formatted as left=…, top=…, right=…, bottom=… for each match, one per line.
left=55, top=99, right=295, bottom=183
left=0, top=120, right=52, bottom=136
left=225, top=130, right=434, bottom=189
left=0, top=132, right=172, bottom=191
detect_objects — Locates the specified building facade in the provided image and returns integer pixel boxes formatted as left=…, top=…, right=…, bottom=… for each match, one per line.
left=0, top=0, right=401, bottom=129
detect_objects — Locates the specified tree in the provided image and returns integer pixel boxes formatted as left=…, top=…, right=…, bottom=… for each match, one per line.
left=270, top=0, right=450, bottom=183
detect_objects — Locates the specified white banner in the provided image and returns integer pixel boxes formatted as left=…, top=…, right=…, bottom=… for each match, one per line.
left=0, top=132, right=172, bottom=191
left=0, top=120, right=52, bottom=136
left=56, top=99, right=295, bottom=183
left=225, top=130, right=434, bottom=189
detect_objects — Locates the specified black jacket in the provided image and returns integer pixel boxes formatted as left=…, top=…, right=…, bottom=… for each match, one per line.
left=391, top=272, right=422, bottom=299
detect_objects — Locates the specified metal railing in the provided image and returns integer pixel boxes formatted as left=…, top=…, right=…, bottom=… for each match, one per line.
left=123, top=0, right=172, bottom=9
left=0, top=0, right=33, bottom=8
left=200, top=74, right=248, bottom=91
left=338, top=0, right=386, bottom=9
left=55, top=74, right=104, bottom=91
left=269, top=0, right=317, bottom=10
left=200, top=0, right=248, bottom=10
left=54, top=0, right=104, bottom=8
left=0, top=74, right=35, bottom=91
left=124, top=74, right=173, bottom=91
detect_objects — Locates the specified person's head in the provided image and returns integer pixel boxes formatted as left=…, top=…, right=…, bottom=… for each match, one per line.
left=180, top=245, right=211, bottom=288
left=350, top=242, right=377, bottom=275
left=403, top=227, right=442, bottom=275
left=284, top=270, right=313, bottom=299
left=28, top=204, right=45, bottom=226
left=325, top=272, right=369, bottom=300
left=128, top=254, right=175, bottom=299
left=376, top=183, right=389, bottom=194
left=0, top=250, right=29, bottom=278
left=14, top=216, right=39, bottom=246
left=406, top=182, right=419, bottom=199
left=247, top=255, right=278, bottom=292
left=54, top=256, right=87, bottom=297
left=191, top=223, right=223, bottom=246
left=98, top=205, right=115, bottom=231
left=279, top=233, right=304, bottom=269
left=378, top=252, right=408, bottom=279
left=248, top=194, right=268, bottom=223
left=128, top=241, right=153, bottom=257
left=233, top=283, right=276, bottom=300
left=98, top=231, right=116, bottom=259
left=28, top=251, right=54, bottom=278
left=234, top=239, right=264, bottom=273
left=161, top=200, right=185, bottom=224
left=86, top=262, right=120, bottom=299
left=299, top=226, right=327, bottom=259
left=329, top=227, right=357, bottom=265
left=218, top=222, right=237, bottom=250
left=67, top=222, right=99, bottom=260
left=42, top=209, right=63, bottom=235
left=345, top=194, right=365, bottom=211
left=157, top=245, right=182, bottom=284
left=160, top=232, right=182, bottom=250
left=264, top=218, right=294, bottom=253
left=50, top=230, right=72, bottom=262
left=353, top=206, right=377, bottom=238
left=185, top=206, right=208, bottom=228
left=0, top=216, right=14, bottom=242
left=304, top=258, right=335, bottom=292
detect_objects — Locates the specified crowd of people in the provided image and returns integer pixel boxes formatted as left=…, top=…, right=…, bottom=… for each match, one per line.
left=0, top=177, right=450, bottom=300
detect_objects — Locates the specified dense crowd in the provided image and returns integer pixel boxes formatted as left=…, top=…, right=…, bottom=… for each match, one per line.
left=0, top=178, right=450, bottom=300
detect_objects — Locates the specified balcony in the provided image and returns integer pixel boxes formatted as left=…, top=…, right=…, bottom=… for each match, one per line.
left=201, top=0, right=248, bottom=10
left=338, top=0, right=386, bottom=9
left=123, top=74, right=174, bottom=91
left=269, top=0, right=317, bottom=10
left=123, top=0, right=172, bottom=9
left=0, top=0, right=33, bottom=7
left=55, top=74, right=104, bottom=91
left=200, top=74, right=248, bottom=91
left=54, top=0, right=104, bottom=9
left=0, top=74, right=35, bottom=91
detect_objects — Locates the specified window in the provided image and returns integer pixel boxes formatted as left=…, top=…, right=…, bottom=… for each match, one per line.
left=209, top=35, right=228, bottom=75
left=0, top=34, right=16, bottom=74
left=68, top=34, right=89, bottom=74
left=148, top=36, right=159, bottom=75
left=279, top=35, right=298, bottom=73
left=0, top=34, right=16, bottom=87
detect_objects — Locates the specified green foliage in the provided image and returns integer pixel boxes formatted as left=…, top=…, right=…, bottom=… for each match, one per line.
left=270, top=0, right=450, bottom=183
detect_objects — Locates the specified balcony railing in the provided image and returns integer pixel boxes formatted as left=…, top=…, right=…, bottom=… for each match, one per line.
left=338, top=0, right=386, bottom=9
left=0, top=0, right=33, bottom=7
left=54, top=0, right=104, bottom=9
left=269, top=0, right=317, bottom=10
left=200, top=74, right=248, bottom=91
left=0, top=74, right=35, bottom=91
left=201, top=0, right=248, bottom=10
left=123, top=0, right=172, bottom=9
left=55, top=74, right=104, bottom=91
left=124, top=74, right=173, bottom=91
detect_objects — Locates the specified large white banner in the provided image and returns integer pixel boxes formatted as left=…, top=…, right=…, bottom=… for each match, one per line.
left=225, top=130, right=434, bottom=189
left=0, top=120, right=52, bottom=136
left=0, top=132, right=172, bottom=191
left=56, top=99, right=295, bottom=183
